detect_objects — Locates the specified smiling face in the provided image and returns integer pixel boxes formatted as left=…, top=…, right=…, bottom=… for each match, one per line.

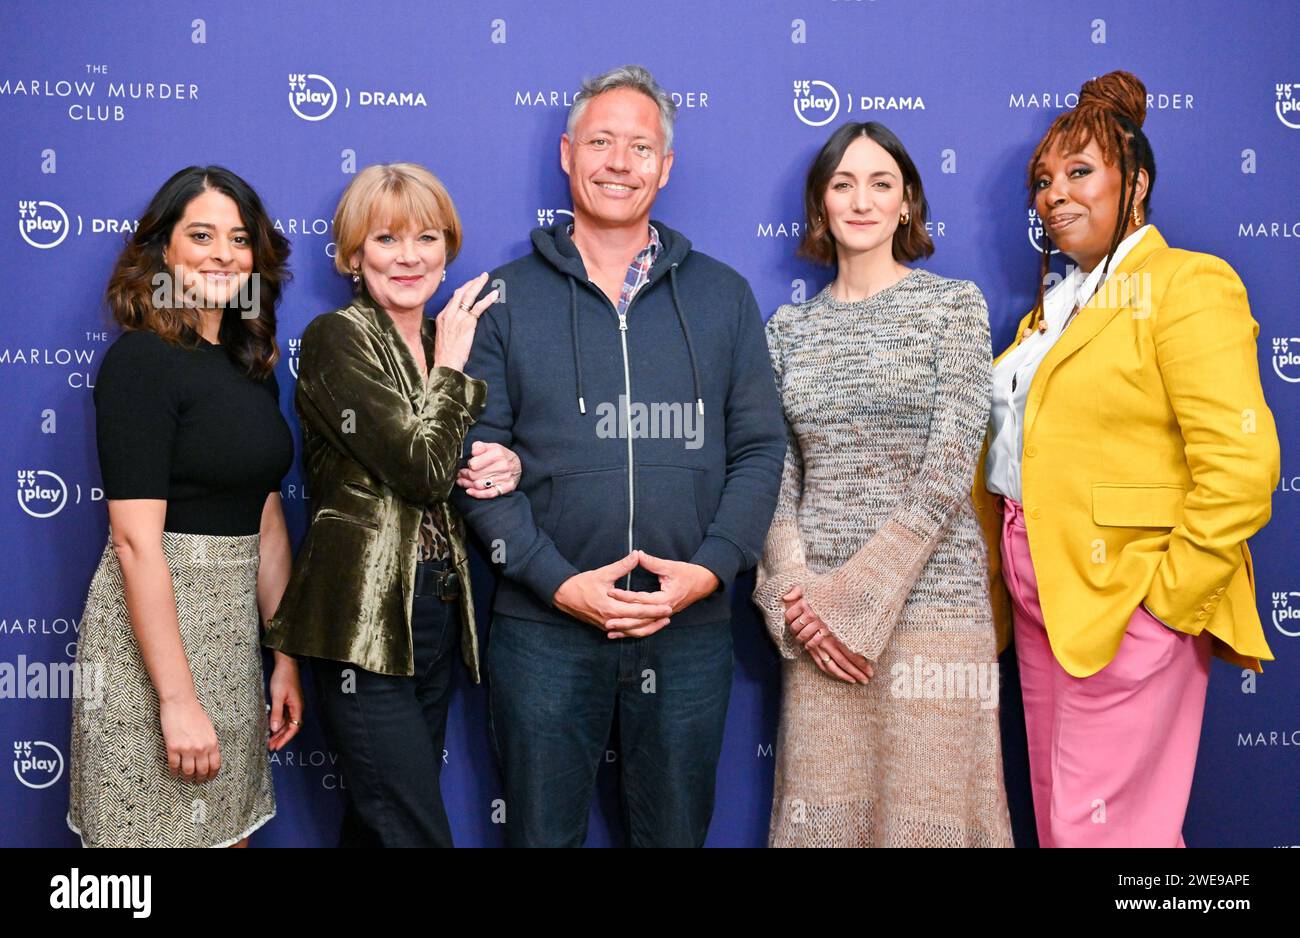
left=162, top=188, right=253, bottom=312
left=822, top=135, right=908, bottom=261
left=351, top=217, right=447, bottom=318
left=1033, top=137, right=1148, bottom=272
left=561, top=87, right=674, bottom=230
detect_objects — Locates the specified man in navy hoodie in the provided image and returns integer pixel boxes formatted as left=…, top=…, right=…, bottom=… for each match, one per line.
left=453, top=65, right=785, bottom=847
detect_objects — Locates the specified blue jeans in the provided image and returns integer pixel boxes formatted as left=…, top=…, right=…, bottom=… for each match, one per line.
left=487, top=613, right=734, bottom=847
left=312, top=564, right=461, bottom=848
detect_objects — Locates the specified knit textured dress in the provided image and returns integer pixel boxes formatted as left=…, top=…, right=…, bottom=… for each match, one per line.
left=754, top=269, right=1013, bottom=847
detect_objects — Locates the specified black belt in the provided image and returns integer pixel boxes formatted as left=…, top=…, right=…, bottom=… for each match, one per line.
left=413, top=558, right=460, bottom=601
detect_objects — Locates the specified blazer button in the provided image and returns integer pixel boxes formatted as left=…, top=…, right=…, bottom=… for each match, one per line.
left=1024, top=445, right=1038, bottom=457
left=1029, top=507, right=1042, bottom=519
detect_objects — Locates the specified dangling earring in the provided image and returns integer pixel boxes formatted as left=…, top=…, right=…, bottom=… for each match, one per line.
left=441, top=270, right=446, bottom=283
left=1132, top=203, right=1142, bottom=226
left=351, top=267, right=361, bottom=284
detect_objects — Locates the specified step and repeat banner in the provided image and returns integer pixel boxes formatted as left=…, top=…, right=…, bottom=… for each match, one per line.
left=2, top=0, right=1297, bottom=847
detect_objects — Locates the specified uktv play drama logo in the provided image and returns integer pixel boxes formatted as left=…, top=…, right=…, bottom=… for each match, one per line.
left=288, top=73, right=338, bottom=121
left=13, top=740, right=63, bottom=789
left=1027, top=208, right=1060, bottom=255
left=1271, top=591, right=1300, bottom=638
left=793, top=80, right=925, bottom=128
left=19, top=200, right=156, bottom=249
left=1276, top=82, right=1300, bottom=129
left=1272, top=337, right=1300, bottom=383
left=793, top=80, right=840, bottom=127
left=288, top=73, right=428, bottom=121
left=15, top=469, right=100, bottom=518
left=536, top=208, right=574, bottom=228
left=17, top=200, right=71, bottom=249
left=17, top=469, right=68, bottom=518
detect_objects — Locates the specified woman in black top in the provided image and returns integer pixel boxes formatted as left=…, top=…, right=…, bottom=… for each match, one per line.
left=68, top=166, right=302, bottom=848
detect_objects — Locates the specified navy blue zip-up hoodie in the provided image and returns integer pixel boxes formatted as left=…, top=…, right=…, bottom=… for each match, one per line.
left=452, top=220, right=786, bottom=627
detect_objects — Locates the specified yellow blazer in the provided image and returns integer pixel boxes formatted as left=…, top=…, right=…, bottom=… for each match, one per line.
left=972, top=226, right=1280, bottom=676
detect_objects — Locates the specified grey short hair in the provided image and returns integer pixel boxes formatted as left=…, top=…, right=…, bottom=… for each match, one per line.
left=566, top=64, right=678, bottom=152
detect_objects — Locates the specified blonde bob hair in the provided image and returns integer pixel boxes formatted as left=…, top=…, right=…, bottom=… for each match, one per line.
left=332, top=162, right=462, bottom=279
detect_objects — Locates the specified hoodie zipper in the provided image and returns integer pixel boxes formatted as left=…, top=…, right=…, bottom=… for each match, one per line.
left=583, top=282, right=654, bottom=590
left=617, top=309, right=634, bottom=589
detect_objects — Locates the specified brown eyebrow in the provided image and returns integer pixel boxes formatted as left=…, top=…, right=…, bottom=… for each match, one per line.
left=185, top=221, right=250, bottom=233
left=1034, top=152, right=1094, bottom=171
left=831, top=170, right=898, bottom=180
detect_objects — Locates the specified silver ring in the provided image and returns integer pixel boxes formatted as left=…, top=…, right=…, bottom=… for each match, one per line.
left=821, top=654, right=831, bottom=664
left=481, top=477, right=495, bottom=489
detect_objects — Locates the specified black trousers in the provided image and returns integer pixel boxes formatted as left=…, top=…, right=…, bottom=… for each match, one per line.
left=312, top=561, right=462, bottom=847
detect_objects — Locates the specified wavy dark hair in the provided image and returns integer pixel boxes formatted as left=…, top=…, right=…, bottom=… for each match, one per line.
left=799, top=121, right=934, bottom=266
left=105, top=165, right=290, bottom=378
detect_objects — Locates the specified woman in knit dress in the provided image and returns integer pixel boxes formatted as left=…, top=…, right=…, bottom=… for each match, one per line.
left=754, top=122, right=1013, bottom=847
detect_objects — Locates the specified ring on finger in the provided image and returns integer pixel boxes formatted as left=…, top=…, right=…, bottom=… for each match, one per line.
left=481, top=477, right=495, bottom=489
left=821, top=653, right=831, bottom=664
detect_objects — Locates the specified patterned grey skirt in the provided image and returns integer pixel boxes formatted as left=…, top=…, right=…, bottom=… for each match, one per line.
left=67, top=532, right=275, bottom=848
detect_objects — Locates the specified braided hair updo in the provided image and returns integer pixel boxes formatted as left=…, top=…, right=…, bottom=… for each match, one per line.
left=1025, top=70, right=1157, bottom=329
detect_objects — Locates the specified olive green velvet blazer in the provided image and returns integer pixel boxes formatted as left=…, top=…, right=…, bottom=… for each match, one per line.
left=264, top=290, right=487, bottom=679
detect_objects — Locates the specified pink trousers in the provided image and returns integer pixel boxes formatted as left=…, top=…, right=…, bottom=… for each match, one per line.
left=999, top=496, right=1212, bottom=847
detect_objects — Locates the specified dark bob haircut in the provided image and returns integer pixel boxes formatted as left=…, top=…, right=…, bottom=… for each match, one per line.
left=798, top=121, right=934, bottom=266
left=105, top=165, right=290, bottom=379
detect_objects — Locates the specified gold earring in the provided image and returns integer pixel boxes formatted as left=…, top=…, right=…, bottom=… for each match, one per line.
left=900, top=212, right=909, bottom=226
left=1132, top=203, right=1142, bottom=226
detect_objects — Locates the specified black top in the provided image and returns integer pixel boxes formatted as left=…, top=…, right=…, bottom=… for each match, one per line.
left=94, top=330, right=294, bottom=535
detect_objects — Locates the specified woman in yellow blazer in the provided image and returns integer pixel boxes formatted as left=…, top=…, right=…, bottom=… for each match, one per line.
left=971, top=71, right=1280, bottom=847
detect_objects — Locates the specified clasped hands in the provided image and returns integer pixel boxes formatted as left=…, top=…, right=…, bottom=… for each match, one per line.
left=554, top=550, right=719, bottom=640
left=782, top=584, right=874, bottom=684
left=455, top=441, right=522, bottom=498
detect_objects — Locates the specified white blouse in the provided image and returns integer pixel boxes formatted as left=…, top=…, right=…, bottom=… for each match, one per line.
left=985, top=225, right=1151, bottom=502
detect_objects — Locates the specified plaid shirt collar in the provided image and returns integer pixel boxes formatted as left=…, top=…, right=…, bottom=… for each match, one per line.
left=568, top=223, right=661, bottom=315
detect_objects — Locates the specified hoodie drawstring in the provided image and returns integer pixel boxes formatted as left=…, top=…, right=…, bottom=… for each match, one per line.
left=567, top=263, right=704, bottom=418
left=668, top=264, right=705, bottom=417
left=569, top=276, right=586, bottom=414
